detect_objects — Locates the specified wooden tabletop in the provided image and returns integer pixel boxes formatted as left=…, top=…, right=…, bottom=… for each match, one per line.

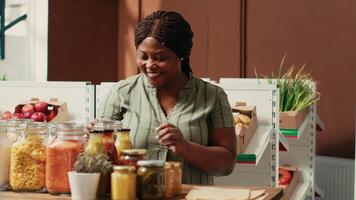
left=0, top=184, right=283, bottom=200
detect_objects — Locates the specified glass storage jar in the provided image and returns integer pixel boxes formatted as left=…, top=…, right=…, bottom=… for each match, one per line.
left=119, top=149, right=147, bottom=168
left=87, top=120, right=118, bottom=164
left=137, top=160, right=165, bottom=200
left=114, top=128, right=133, bottom=157
left=46, top=122, right=86, bottom=194
left=9, top=121, right=47, bottom=192
left=111, top=166, right=136, bottom=200
left=0, top=120, right=11, bottom=190
left=165, top=161, right=182, bottom=198
left=6, top=119, right=30, bottom=144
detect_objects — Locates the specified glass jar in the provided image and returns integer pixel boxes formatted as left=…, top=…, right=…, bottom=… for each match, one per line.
left=165, top=162, right=182, bottom=198
left=114, top=128, right=133, bottom=157
left=6, top=119, right=30, bottom=144
left=119, top=149, right=147, bottom=168
left=137, top=160, right=165, bottom=200
left=0, top=120, right=11, bottom=190
left=9, top=121, right=47, bottom=192
left=87, top=120, right=118, bottom=164
left=46, top=122, right=85, bottom=194
left=111, top=166, right=136, bottom=200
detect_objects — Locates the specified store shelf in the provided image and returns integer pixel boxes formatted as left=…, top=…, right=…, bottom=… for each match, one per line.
left=314, top=184, right=324, bottom=199
left=280, top=115, right=309, bottom=139
left=316, top=113, right=325, bottom=132
left=289, top=181, right=311, bottom=200
left=279, top=131, right=289, bottom=151
left=236, top=125, right=272, bottom=165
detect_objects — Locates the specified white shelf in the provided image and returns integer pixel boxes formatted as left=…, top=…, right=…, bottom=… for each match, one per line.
left=279, top=131, right=289, bottom=151
left=289, top=181, right=311, bottom=200
left=280, top=114, right=309, bottom=139
left=236, top=125, right=272, bottom=165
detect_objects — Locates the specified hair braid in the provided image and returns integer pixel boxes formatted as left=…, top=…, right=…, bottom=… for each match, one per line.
left=135, top=11, right=193, bottom=75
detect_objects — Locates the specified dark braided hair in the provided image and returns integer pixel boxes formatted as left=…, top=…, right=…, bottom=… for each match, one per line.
left=135, top=11, right=194, bottom=75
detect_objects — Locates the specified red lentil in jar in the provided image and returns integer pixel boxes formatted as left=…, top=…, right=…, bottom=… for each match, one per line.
left=46, top=122, right=85, bottom=194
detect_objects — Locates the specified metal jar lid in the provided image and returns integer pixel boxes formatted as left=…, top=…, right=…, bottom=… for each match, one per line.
left=137, top=160, right=165, bottom=167
left=121, top=149, right=147, bottom=156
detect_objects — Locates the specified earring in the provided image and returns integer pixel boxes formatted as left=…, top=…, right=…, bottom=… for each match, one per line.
left=161, top=42, right=165, bottom=46
left=181, top=57, right=184, bottom=61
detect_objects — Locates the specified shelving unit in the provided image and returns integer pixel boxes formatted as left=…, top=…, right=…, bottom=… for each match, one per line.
left=0, top=81, right=95, bottom=122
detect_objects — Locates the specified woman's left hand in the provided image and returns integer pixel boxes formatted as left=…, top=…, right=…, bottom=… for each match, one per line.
left=155, top=123, right=189, bottom=154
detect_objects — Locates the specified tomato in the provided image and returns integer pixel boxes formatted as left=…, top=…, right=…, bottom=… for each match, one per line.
left=279, top=168, right=293, bottom=185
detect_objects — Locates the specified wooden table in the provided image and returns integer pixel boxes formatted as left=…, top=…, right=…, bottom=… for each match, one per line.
left=0, top=184, right=283, bottom=200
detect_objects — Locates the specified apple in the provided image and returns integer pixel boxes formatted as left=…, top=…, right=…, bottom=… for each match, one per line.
left=31, top=112, right=46, bottom=122
left=22, top=104, right=35, bottom=113
left=279, top=168, right=293, bottom=185
left=23, top=110, right=34, bottom=119
left=46, top=110, right=57, bottom=122
left=14, top=106, right=22, bottom=114
left=12, top=113, right=25, bottom=119
left=34, top=102, right=48, bottom=113
left=1, top=111, right=12, bottom=120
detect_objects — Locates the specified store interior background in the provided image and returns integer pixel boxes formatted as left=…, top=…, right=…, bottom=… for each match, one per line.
left=0, top=0, right=355, bottom=162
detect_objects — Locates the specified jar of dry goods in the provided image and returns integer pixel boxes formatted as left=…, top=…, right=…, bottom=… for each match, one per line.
left=9, top=121, right=47, bottom=192
left=165, top=161, right=182, bottom=198
left=137, top=160, right=165, bottom=200
left=0, top=120, right=11, bottom=190
left=46, top=122, right=85, bottom=194
left=111, top=165, right=136, bottom=200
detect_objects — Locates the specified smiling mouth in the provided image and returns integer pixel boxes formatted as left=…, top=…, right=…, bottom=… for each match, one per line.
left=147, top=72, right=161, bottom=79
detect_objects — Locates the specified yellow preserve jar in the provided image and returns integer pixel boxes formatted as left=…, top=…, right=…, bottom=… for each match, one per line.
left=119, top=149, right=147, bottom=168
left=114, top=128, right=133, bottom=156
left=165, top=162, right=182, bottom=198
left=111, top=166, right=136, bottom=200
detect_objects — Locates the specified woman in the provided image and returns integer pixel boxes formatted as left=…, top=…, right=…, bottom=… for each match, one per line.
left=99, top=10, right=236, bottom=185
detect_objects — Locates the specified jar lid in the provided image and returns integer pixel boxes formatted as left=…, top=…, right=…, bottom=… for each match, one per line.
left=121, top=149, right=147, bottom=155
left=117, top=128, right=130, bottom=132
left=137, top=160, right=165, bottom=167
left=113, top=165, right=136, bottom=172
left=21, top=121, right=47, bottom=134
left=55, top=122, right=84, bottom=135
left=165, top=161, right=182, bottom=168
left=91, top=120, right=115, bottom=132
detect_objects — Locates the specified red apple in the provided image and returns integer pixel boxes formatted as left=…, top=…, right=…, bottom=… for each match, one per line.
left=12, top=113, right=25, bottom=119
left=14, top=106, right=22, bottom=114
left=34, top=102, right=48, bottom=113
left=1, top=111, right=12, bottom=120
left=22, top=104, right=35, bottom=113
left=31, top=112, right=46, bottom=122
left=23, top=110, right=34, bottom=119
left=46, top=110, right=57, bottom=122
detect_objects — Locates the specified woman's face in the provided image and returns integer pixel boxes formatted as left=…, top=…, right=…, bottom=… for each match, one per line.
left=136, top=37, right=182, bottom=88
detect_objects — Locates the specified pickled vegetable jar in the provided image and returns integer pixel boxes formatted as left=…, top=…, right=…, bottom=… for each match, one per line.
left=10, top=121, right=47, bottom=191
left=0, top=120, right=11, bottom=190
left=46, top=122, right=85, bottom=194
left=165, top=161, right=182, bottom=198
left=119, top=149, right=147, bottom=168
left=111, top=166, right=136, bottom=200
left=87, top=120, right=118, bottom=164
left=114, top=128, right=133, bottom=156
left=137, top=160, right=165, bottom=200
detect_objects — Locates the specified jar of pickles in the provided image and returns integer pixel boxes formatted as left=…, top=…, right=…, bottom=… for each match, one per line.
left=137, top=160, right=165, bottom=200
left=87, top=120, right=118, bottom=164
left=111, top=166, right=136, bottom=200
left=119, top=149, right=147, bottom=168
left=10, top=121, right=47, bottom=192
left=165, top=162, right=182, bottom=198
left=0, top=120, right=11, bottom=190
left=114, top=128, right=133, bottom=156
left=46, top=122, right=86, bottom=194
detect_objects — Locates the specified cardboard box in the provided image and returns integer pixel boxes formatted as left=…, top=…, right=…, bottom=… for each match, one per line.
left=15, top=98, right=70, bottom=123
left=279, top=166, right=300, bottom=200
left=279, top=108, right=308, bottom=129
left=232, top=102, right=258, bottom=153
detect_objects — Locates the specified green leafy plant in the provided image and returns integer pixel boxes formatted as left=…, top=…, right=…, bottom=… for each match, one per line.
left=74, top=153, right=113, bottom=174
left=254, top=55, right=320, bottom=112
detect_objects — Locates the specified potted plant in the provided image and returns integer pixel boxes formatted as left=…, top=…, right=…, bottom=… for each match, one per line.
left=68, top=153, right=113, bottom=200
left=255, top=55, right=320, bottom=130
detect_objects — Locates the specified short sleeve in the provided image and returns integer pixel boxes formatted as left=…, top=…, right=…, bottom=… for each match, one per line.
left=98, top=85, right=124, bottom=121
left=208, top=88, right=234, bottom=129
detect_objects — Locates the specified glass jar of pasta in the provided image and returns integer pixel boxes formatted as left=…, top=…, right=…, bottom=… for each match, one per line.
left=119, top=149, right=147, bottom=168
left=137, top=160, right=165, bottom=200
left=165, top=161, right=182, bottom=198
left=0, top=120, right=11, bottom=190
left=111, top=165, right=136, bottom=200
left=9, top=121, right=47, bottom=192
left=46, top=122, right=86, bottom=194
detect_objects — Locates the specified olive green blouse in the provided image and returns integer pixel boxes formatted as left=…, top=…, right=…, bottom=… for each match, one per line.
left=98, top=74, right=234, bottom=185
